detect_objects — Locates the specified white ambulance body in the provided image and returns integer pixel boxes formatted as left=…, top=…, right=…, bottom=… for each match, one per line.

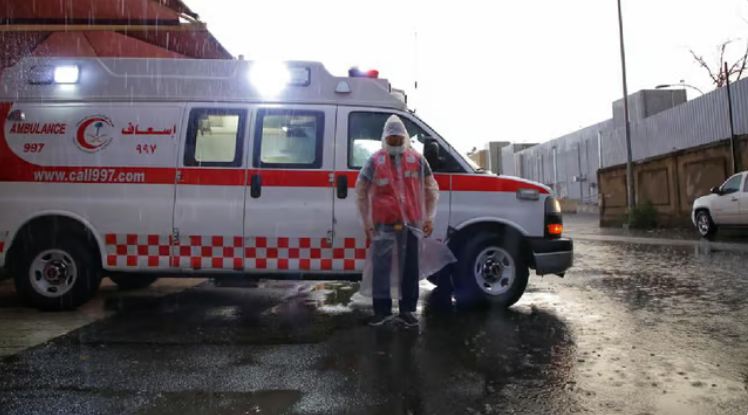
left=0, top=58, right=572, bottom=310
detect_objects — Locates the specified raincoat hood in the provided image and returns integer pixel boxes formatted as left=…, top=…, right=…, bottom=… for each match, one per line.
left=381, top=115, right=410, bottom=155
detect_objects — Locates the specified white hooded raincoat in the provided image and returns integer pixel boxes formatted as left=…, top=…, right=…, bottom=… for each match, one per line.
left=355, top=115, right=454, bottom=299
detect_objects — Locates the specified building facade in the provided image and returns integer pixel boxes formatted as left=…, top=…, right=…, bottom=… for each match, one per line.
left=502, top=81, right=748, bottom=223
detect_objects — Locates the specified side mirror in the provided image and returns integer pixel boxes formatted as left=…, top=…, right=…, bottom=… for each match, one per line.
left=423, top=137, right=441, bottom=169
left=710, top=186, right=721, bottom=195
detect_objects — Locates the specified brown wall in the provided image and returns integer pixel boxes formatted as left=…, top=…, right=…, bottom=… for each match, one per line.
left=599, top=136, right=748, bottom=227
left=599, top=165, right=628, bottom=223
left=740, top=138, right=748, bottom=173
left=675, top=146, right=732, bottom=217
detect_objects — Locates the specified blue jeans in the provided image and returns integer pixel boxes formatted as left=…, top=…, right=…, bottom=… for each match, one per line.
left=372, top=225, right=419, bottom=315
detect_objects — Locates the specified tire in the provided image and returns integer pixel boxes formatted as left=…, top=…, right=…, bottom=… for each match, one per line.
left=11, top=234, right=102, bottom=311
left=109, top=275, right=158, bottom=290
left=452, top=232, right=529, bottom=309
left=695, top=210, right=717, bottom=239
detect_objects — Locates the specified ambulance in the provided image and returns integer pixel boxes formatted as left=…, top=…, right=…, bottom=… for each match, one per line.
left=0, top=58, right=573, bottom=310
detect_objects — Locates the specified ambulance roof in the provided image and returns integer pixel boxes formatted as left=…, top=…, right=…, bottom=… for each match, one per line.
left=0, top=57, right=408, bottom=110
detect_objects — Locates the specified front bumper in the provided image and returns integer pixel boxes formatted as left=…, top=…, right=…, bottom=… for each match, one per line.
left=528, top=237, right=573, bottom=276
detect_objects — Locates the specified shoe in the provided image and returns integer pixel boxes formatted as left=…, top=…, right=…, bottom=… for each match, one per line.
left=368, top=313, right=394, bottom=327
left=397, top=312, right=419, bottom=328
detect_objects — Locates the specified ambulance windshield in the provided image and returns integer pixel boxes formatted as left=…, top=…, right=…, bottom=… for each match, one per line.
left=410, top=113, right=478, bottom=174
left=463, top=155, right=484, bottom=172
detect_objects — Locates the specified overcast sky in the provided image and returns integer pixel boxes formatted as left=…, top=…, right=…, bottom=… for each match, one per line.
left=186, top=0, right=748, bottom=153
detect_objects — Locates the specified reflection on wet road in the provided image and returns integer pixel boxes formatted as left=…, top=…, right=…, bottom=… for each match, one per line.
left=1, top=239, right=747, bottom=414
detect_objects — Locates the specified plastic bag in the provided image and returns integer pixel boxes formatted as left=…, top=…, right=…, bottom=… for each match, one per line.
left=358, top=232, right=455, bottom=299
left=419, top=237, right=456, bottom=279
left=358, top=229, right=400, bottom=299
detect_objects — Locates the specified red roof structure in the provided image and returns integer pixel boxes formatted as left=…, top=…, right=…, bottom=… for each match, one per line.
left=1, top=0, right=232, bottom=72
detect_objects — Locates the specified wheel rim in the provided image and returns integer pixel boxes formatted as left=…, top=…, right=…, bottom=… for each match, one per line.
left=697, top=213, right=710, bottom=235
left=473, top=246, right=516, bottom=296
left=29, top=249, right=78, bottom=298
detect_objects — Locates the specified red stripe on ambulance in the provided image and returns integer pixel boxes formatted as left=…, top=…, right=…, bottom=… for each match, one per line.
left=450, top=174, right=549, bottom=193
left=1, top=102, right=546, bottom=193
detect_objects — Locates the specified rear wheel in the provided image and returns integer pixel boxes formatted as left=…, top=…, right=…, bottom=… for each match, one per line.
left=695, top=210, right=717, bottom=239
left=12, top=234, right=102, bottom=311
left=109, top=275, right=159, bottom=290
left=453, top=232, right=529, bottom=309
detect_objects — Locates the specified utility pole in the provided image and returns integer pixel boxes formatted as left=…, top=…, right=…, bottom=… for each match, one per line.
left=617, top=0, right=635, bottom=209
left=725, top=62, right=739, bottom=174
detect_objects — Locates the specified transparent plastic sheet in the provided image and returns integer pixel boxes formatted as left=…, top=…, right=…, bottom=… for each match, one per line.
left=358, top=227, right=401, bottom=299
left=418, top=235, right=457, bottom=278
left=354, top=115, right=446, bottom=299
left=358, top=226, right=456, bottom=299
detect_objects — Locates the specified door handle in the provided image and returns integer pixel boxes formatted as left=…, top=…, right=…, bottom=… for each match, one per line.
left=336, top=175, right=348, bottom=199
left=732, top=197, right=739, bottom=202
left=250, top=174, right=262, bottom=198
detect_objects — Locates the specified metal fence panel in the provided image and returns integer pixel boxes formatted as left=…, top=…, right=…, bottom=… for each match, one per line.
left=513, top=78, right=748, bottom=201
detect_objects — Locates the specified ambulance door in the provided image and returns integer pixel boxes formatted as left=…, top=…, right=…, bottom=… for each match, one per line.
left=332, top=108, right=453, bottom=274
left=173, top=106, right=249, bottom=271
left=242, top=105, right=335, bottom=273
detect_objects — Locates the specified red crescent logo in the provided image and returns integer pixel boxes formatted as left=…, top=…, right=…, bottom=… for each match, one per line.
left=75, top=116, right=113, bottom=152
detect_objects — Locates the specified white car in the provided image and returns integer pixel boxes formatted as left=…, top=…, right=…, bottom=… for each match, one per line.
left=692, top=171, right=748, bottom=238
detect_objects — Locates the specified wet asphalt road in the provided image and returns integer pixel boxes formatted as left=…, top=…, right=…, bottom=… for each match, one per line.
left=1, top=237, right=747, bottom=414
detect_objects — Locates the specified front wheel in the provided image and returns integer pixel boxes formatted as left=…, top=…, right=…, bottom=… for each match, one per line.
left=12, top=235, right=102, bottom=311
left=695, top=210, right=717, bottom=239
left=453, top=233, right=529, bottom=309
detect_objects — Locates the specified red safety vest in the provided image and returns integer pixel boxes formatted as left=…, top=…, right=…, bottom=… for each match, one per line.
left=370, top=148, right=424, bottom=225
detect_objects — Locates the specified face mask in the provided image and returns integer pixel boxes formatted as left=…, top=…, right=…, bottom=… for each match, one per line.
left=386, top=143, right=404, bottom=155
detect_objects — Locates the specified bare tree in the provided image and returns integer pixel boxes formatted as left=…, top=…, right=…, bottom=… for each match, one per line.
left=690, top=40, right=748, bottom=88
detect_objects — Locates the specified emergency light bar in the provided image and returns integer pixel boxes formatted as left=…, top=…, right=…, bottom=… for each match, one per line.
left=249, top=62, right=310, bottom=96
left=54, top=66, right=80, bottom=83
left=9, top=58, right=407, bottom=111
left=348, top=67, right=379, bottom=78
left=28, top=65, right=80, bottom=85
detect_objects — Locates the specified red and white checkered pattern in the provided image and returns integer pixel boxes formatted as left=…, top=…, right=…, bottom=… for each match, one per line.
left=173, top=235, right=244, bottom=270
left=242, top=236, right=367, bottom=271
left=103, top=234, right=367, bottom=272
left=105, top=233, right=171, bottom=269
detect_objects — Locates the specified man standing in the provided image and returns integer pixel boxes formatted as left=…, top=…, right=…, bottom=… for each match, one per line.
left=355, top=115, right=439, bottom=327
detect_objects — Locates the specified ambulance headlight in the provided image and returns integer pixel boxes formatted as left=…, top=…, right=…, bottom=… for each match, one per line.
left=249, top=62, right=310, bottom=96
left=54, top=65, right=80, bottom=84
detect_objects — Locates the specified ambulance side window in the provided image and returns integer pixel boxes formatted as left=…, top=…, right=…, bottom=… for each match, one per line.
left=184, top=108, right=246, bottom=167
left=254, top=109, right=324, bottom=169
